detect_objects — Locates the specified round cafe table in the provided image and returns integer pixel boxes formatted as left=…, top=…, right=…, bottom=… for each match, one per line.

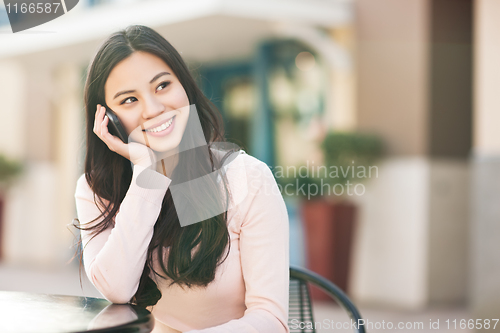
left=0, top=291, right=154, bottom=333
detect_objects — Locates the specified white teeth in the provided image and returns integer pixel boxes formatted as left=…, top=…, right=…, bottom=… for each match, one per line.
left=146, top=117, right=174, bottom=133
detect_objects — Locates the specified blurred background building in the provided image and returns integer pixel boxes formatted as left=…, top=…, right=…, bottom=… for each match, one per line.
left=0, top=0, right=498, bottom=331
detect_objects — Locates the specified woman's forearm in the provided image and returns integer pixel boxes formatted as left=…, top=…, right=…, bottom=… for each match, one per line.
left=75, top=165, right=171, bottom=303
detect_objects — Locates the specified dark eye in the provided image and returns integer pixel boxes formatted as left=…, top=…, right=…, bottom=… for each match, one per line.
left=157, top=81, right=171, bottom=92
left=120, top=97, right=137, bottom=105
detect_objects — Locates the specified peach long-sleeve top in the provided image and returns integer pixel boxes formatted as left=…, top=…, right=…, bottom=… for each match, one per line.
left=74, top=150, right=290, bottom=333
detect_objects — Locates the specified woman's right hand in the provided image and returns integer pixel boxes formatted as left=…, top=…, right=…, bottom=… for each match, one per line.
left=93, top=104, right=156, bottom=168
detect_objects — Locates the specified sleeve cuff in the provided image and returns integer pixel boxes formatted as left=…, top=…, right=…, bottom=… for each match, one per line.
left=128, top=164, right=172, bottom=205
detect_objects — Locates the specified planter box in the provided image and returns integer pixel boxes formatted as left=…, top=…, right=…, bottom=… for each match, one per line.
left=0, top=193, right=4, bottom=260
left=300, top=199, right=356, bottom=301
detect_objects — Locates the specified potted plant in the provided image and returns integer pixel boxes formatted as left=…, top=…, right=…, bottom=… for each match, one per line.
left=299, top=132, right=383, bottom=299
left=0, top=154, right=23, bottom=260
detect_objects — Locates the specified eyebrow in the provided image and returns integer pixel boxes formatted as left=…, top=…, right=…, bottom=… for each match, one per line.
left=113, top=71, right=171, bottom=100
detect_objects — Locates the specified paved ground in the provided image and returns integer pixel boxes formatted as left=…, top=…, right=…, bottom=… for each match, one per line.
left=0, top=262, right=473, bottom=332
left=0, top=262, right=102, bottom=298
left=312, top=302, right=473, bottom=332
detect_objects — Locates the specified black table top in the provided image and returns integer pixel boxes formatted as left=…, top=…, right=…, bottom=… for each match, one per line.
left=0, top=291, right=154, bottom=333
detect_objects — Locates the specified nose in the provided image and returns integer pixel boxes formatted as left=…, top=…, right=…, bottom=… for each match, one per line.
left=142, top=95, right=165, bottom=119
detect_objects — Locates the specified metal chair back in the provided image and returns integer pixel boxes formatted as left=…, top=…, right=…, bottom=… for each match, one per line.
left=289, top=266, right=366, bottom=333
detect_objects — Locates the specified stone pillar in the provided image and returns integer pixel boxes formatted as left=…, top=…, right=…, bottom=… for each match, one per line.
left=471, top=0, right=500, bottom=328
left=351, top=0, right=472, bottom=308
left=1, top=58, right=83, bottom=266
left=0, top=61, right=26, bottom=159
left=0, top=60, right=26, bottom=261
left=2, top=59, right=58, bottom=265
left=53, top=63, right=85, bottom=264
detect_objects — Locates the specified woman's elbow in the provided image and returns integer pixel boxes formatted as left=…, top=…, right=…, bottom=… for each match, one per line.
left=88, top=267, right=138, bottom=304
left=94, top=282, right=136, bottom=304
left=102, top=292, right=133, bottom=304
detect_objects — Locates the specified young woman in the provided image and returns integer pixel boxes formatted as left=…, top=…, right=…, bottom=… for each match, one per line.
left=74, top=25, right=290, bottom=333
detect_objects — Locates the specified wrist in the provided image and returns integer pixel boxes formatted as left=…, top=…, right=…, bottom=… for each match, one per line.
left=132, top=164, right=170, bottom=190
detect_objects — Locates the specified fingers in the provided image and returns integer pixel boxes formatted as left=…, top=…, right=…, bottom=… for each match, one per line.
left=100, top=114, right=112, bottom=143
left=92, top=104, right=157, bottom=168
left=93, top=104, right=107, bottom=138
left=93, top=104, right=129, bottom=158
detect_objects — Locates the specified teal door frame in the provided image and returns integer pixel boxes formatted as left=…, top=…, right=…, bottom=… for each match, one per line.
left=199, top=42, right=277, bottom=168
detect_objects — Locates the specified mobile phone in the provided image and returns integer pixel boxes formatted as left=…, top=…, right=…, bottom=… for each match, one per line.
left=105, top=108, right=128, bottom=143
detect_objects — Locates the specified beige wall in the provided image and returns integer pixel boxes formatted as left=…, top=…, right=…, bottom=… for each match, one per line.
left=351, top=157, right=430, bottom=308
left=352, top=0, right=471, bottom=308
left=471, top=0, right=500, bottom=327
left=0, top=61, right=27, bottom=159
left=1, top=52, right=85, bottom=265
left=428, top=160, right=469, bottom=304
left=474, top=0, right=500, bottom=156
left=329, top=26, right=357, bottom=131
left=356, top=0, right=429, bottom=156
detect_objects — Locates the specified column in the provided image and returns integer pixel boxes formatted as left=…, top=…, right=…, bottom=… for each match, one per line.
left=351, top=0, right=472, bottom=308
left=471, top=0, right=500, bottom=326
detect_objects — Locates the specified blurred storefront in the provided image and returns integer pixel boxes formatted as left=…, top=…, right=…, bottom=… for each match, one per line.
left=1, top=0, right=500, bottom=326
left=0, top=0, right=353, bottom=272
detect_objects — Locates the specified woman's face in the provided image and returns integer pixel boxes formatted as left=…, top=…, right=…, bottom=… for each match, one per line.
left=104, top=51, right=190, bottom=153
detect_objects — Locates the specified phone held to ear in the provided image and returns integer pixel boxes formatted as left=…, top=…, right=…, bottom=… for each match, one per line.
left=105, top=108, right=128, bottom=143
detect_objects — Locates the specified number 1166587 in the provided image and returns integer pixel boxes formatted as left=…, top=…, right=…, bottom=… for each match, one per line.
left=6, top=2, right=62, bottom=14
left=445, top=319, right=498, bottom=330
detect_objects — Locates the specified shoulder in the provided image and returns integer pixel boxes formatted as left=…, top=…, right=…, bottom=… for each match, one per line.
left=214, top=149, right=274, bottom=186
left=75, top=173, right=93, bottom=199
left=229, top=153, right=288, bottom=231
left=222, top=150, right=280, bottom=205
left=238, top=150, right=268, bottom=169
left=75, top=173, right=108, bottom=208
left=211, top=147, right=270, bottom=173
left=74, top=173, right=111, bottom=218
left=237, top=151, right=276, bottom=187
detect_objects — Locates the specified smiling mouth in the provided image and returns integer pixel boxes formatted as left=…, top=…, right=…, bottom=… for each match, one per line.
left=143, top=116, right=175, bottom=133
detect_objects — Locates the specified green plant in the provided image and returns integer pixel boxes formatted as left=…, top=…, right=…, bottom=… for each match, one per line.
left=320, top=131, right=384, bottom=186
left=0, top=154, right=23, bottom=188
left=276, top=172, right=324, bottom=200
left=276, top=132, right=383, bottom=200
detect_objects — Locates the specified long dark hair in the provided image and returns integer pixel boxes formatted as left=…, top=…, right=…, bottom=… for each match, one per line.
left=75, top=25, right=239, bottom=307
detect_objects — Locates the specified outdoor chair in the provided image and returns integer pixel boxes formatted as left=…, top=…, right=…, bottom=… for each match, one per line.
left=289, top=266, right=366, bottom=333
